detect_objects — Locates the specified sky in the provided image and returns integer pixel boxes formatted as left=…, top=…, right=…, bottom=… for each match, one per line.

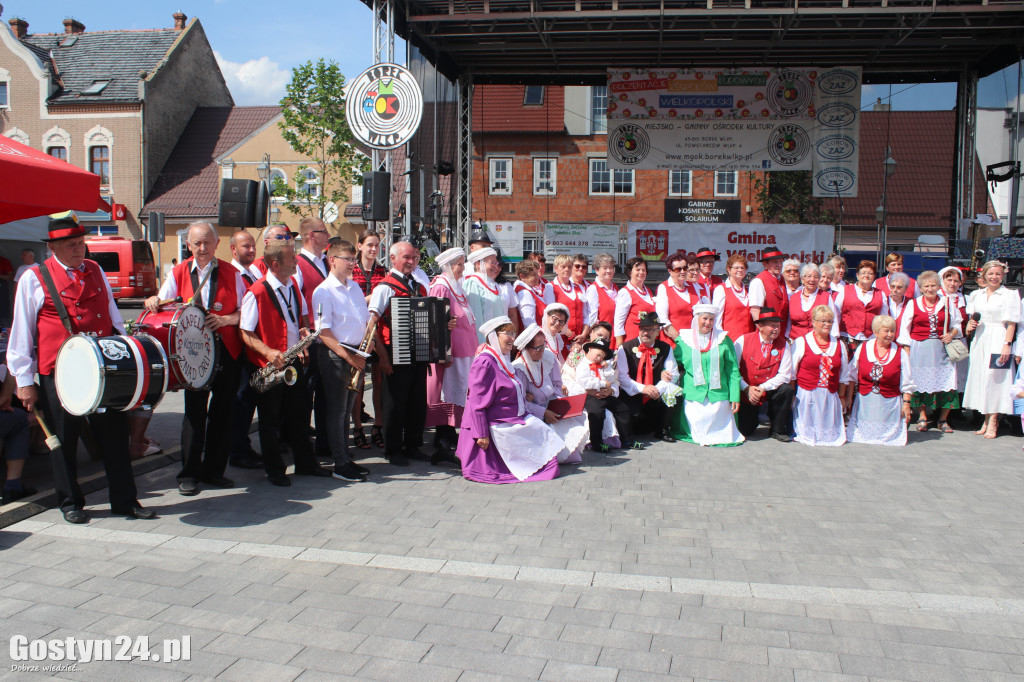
left=5, top=1, right=1023, bottom=111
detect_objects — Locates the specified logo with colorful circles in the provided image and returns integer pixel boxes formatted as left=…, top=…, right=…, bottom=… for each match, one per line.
left=608, top=124, right=650, bottom=166
left=347, top=63, right=423, bottom=150
left=767, top=124, right=810, bottom=167
left=766, top=70, right=813, bottom=117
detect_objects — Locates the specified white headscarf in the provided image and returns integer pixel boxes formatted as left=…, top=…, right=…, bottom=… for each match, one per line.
left=679, top=306, right=726, bottom=390
left=480, top=315, right=512, bottom=359
left=467, top=247, right=497, bottom=279
left=512, top=324, right=554, bottom=398
left=541, top=303, right=570, bottom=351
left=435, top=248, right=467, bottom=296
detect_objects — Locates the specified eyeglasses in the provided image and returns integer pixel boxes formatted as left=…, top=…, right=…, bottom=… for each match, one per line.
left=669, top=267, right=685, bottom=273
left=330, top=255, right=357, bottom=262
left=526, top=343, right=546, bottom=351
left=271, top=234, right=293, bottom=241
left=687, top=267, right=699, bottom=272
left=497, top=330, right=517, bottom=338
left=310, top=230, right=329, bottom=236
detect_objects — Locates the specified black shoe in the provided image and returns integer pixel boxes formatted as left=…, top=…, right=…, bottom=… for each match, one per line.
left=661, top=431, right=677, bottom=443
left=771, top=432, right=792, bottom=443
left=178, top=479, right=199, bottom=496
left=267, top=474, right=291, bottom=487
left=332, top=463, right=368, bottom=482
left=431, top=449, right=461, bottom=467
left=294, top=467, right=332, bottom=478
left=386, top=454, right=409, bottom=466
left=405, top=449, right=432, bottom=462
left=201, top=475, right=235, bottom=488
left=230, top=456, right=263, bottom=470
left=351, top=462, right=370, bottom=476
left=111, top=505, right=157, bottom=520
left=62, top=509, right=88, bottom=524
left=2, top=486, right=37, bottom=504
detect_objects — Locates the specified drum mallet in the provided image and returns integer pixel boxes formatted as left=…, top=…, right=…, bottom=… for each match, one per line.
left=156, top=296, right=183, bottom=307
left=34, top=410, right=61, bottom=451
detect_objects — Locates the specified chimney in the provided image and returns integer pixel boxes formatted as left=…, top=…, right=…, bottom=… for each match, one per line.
left=62, top=17, right=85, bottom=34
left=8, top=17, right=27, bottom=39
left=173, top=12, right=187, bottom=30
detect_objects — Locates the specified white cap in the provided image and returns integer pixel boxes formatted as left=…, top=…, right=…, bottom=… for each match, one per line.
left=467, top=247, right=497, bottom=264
left=435, top=247, right=465, bottom=267
left=692, top=303, right=717, bottom=316
left=514, top=323, right=543, bottom=350
left=544, top=302, right=570, bottom=319
left=479, top=315, right=512, bottom=338
left=937, top=265, right=962, bottom=282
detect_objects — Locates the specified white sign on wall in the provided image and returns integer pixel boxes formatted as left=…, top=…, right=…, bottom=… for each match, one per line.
left=543, top=223, right=620, bottom=260
left=483, top=220, right=524, bottom=261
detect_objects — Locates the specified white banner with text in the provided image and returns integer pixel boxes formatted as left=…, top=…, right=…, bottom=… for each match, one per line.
left=543, top=222, right=621, bottom=260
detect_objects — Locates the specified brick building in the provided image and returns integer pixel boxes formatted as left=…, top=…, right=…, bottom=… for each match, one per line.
left=0, top=11, right=232, bottom=237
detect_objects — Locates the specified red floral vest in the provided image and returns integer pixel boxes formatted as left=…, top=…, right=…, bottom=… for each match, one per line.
left=907, top=299, right=947, bottom=341
left=796, top=335, right=844, bottom=393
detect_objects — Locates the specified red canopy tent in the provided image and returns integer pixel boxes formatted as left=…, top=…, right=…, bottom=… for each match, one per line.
left=0, top=136, right=109, bottom=223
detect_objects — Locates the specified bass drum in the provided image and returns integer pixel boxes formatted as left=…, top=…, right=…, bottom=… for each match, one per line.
left=55, top=334, right=168, bottom=416
left=133, top=303, right=218, bottom=391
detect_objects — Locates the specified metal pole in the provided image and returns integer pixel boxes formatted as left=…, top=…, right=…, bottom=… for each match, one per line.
left=1008, top=59, right=1022, bottom=235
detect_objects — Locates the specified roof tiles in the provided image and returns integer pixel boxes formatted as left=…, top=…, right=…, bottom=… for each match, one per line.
left=474, top=85, right=565, bottom=133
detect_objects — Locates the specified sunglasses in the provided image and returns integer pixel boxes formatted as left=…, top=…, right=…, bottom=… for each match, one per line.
left=573, top=264, right=587, bottom=270
left=669, top=267, right=686, bottom=273
left=271, top=234, right=293, bottom=241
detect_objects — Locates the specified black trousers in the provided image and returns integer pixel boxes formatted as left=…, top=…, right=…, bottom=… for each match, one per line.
left=316, top=345, right=358, bottom=466
left=382, top=359, right=428, bottom=457
left=228, top=358, right=257, bottom=462
left=179, top=347, right=241, bottom=482
left=736, top=383, right=795, bottom=437
left=585, top=394, right=633, bottom=447
left=305, top=347, right=330, bottom=455
left=623, top=393, right=670, bottom=435
left=38, top=374, right=138, bottom=512
left=254, top=364, right=319, bottom=477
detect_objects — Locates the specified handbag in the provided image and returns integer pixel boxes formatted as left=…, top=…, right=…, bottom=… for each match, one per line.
left=943, top=302, right=969, bottom=362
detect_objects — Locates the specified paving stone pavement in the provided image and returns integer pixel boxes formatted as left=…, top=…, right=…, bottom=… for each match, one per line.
left=3, top=426, right=1024, bottom=680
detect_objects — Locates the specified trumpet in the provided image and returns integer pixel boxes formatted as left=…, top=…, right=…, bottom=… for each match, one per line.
left=250, top=329, right=321, bottom=393
left=346, top=320, right=376, bottom=391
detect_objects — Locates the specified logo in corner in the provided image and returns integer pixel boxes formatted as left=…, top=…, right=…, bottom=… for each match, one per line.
left=98, top=339, right=130, bottom=361
left=609, top=124, right=650, bottom=166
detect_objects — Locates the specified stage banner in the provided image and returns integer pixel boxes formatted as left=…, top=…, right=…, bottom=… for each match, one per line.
left=483, top=220, right=525, bottom=261
left=543, top=222, right=620, bottom=260
left=628, top=222, right=834, bottom=274
left=605, top=67, right=861, bottom=197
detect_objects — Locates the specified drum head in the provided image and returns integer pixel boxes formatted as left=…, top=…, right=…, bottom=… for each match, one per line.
left=55, top=335, right=103, bottom=416
left=170, top=304, right=217, bottom=389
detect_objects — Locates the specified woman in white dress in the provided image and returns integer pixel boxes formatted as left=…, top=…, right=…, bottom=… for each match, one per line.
left=848, top=315, right=915, bottom=446
left=512, top=324, right=587, bottom=463
left=939, top=266, right=969, bottom=393
left=964, top=261, right=1020, bottom=438
left=898, top=271, right=962, bottom=434
left=791, top=305, right=854, bottom=446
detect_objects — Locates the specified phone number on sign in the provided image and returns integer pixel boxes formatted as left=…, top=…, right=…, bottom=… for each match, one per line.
left=545, top=240, right=590, bottom=247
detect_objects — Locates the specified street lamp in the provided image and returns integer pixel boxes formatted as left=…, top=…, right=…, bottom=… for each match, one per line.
left=257, top=153, right=270, bottom=181
left=876, top=148, right=897, bottom=264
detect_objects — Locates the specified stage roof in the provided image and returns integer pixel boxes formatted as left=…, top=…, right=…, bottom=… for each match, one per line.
left=363, top=0, right=1024, bottom=85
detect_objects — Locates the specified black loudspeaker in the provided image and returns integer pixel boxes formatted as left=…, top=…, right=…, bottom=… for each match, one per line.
left=361, top=171, right=391, bottom=222
left=218, top=179, right=258, bottom=227
left=253, top=181, right=270, bottom=229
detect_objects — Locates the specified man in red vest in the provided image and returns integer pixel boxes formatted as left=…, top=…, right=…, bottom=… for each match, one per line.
left=227, top=229, right=264, bottom=470
left=240, top=241, right=330, bottom=485
left=145, top=221, right=246, bottom=496
left=294, top=217, right=331, bottom=458
left=9, top=213, right=155, bottom=523
left=749, top=247, right=790, bottom=330
left=733, top=307, right=794, bottom=441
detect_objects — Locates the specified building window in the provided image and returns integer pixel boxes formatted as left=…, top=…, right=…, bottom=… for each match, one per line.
left=589, top=158, right=633, bottom=196
left=81, top=80, right=110, bottom=96
left=298, top=168, right=320, bottom=199
left=533, top=158, right=556, bottom=195
left=270, top=168, right=287, bottom=196
left=48, top=147, right=68, bottom=161
left=523, top=85, right=545, bottom=106
left=669, top=170, right=692, bottom=197
left=0, top=82, right=8, bottom=109
left=715, top=170, right=738, bottom=197
left=591, top=85, right=608, bottom=134
left=489, top=157, right=512, bottom=195
left=89, top=146, right=110, bottom=186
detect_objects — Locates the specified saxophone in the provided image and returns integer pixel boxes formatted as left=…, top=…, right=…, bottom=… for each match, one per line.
left=346, top=321, right=376, bottom=391
left=250, top=329, right=321, bottom=393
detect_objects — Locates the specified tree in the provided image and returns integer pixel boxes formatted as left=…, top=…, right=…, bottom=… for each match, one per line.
left=275, top=59, right=369, bottom=221
left=751, top=171, right=835, bottom=225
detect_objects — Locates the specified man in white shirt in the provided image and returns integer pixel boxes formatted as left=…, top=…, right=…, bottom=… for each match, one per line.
left=312, top=238, right=372, bottom=483
left=230, top=229, right=262, bottom=287
left=228, top=229, right=264, bottom=470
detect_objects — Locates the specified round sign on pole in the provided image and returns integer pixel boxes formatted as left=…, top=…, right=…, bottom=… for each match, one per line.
left=320, top=201, right=339, bottom=223
left=346, top=63, right=424, bottom=150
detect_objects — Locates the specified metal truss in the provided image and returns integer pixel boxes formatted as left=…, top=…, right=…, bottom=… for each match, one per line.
left=457, top=75, right=473, bottom=249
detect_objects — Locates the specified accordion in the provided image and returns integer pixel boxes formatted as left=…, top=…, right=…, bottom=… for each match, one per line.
left=390, top=296, right=452, bottom=365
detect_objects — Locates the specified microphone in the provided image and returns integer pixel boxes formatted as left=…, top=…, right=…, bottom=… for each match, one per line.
left=968, top=312, right=981, bottom=339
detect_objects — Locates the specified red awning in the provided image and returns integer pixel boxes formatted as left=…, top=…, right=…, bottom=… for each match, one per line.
left=0, top=137, right=104, bottom=223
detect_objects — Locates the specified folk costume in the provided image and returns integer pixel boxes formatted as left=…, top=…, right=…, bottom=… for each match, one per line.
left=464, top=248, right=507, bottom=343
left=897, top=295, right=962, bottom=413
left=426, top=249, right=477, bottom=432
left=614, top=282, right=656, bottom=342
left=514, top=278, right=553, bottom=327
left=787, top=288, right=838, bottom=340
left=615, top=312, right=680, bottom=438
left=656, top=279, right=706, bottom=341
left=712, top=280, right=756, bottom=342
left=791, top=331, right=853, bottom=446
left=835, top=283, right=888, bottom=342
left=551, top=276, right=590, bottom=338
left=734, top=308, right=794, bottom=439
left=846, top=340, right=915, bottom=446
left=748, top=250, right=790, bottom=329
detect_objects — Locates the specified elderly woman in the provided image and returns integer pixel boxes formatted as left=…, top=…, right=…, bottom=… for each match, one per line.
left=887, top=271, right=911, bottom=330
left=513, top=324, right=587, bottom=464
left=834, top=260, right=888, bottom=349
left=456, top=316, right=564, bottom=483
left=657, top=250, right=707, bottom=342
left=818, top=262, right=837, bottom=297
left=711, top=253, right=756, bottom=342
left=513, top=258, right=553, bottom=327
left=939, top=266, right=970, bottom=393
left=426, top=247, right=477, bottom=461
left=781, top=258, right=802, bottom=297
left=585, top=253, right=618, bottom=335
left=964, top=261, right=1020, bottom=438
left=788, top=262, right=837, bottom=340
left=848, top=315, right=915, bottom=446
left=898, top=270, right=962, bottom=433
left=551, top=254, right=591, bottom=342
left=829, top=255, right=847, bottom=294
left=464, top=247, right=507, bottom=343
left=614, top=256, right=656, bottom=346
left=540, top=302, right=574, bottom=361
left=792, top=305, right=854, bottom=446
left=875, top=253, right=917, bottom=299
left=671, top=304, right=743, bottom=446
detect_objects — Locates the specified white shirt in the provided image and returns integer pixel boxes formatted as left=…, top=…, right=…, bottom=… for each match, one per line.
left=501, top=281, right=519, bottom=311
left=312, top=273, right=370, bottom=347
left=231, top=259, right=262, bottom=285
left=240, top=272, right=307, bottom=348
left=576, top=358, right=619, bottom=396
left=586, top=280, right=617, bottom=326
left=158, top=259, right=245, bottom=310
left=412, top=266, right=431, bottom=289
left=515, top=280, right=553, bottom=325
left=748, top=274, right=779, bottom=308
left=615, top=342, right=680, bottom=396
left=613, top=283, right=653, bottom=337
left=368, top=268, right=421, bottom=317
left=733, top=333, right=794, bottom=391
left=8, top=257, right=125, bottom=387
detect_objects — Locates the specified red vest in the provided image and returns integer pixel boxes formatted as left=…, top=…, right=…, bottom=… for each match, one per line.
left=664, top=281, right=700, bottom=333
left=244, top=276, right=304, bottom=367
left=377, top=272, right=427, bottom=347
left=696, top=274, right=722, bottom=300
left=515, top=281, right=548, bottom=326
left=857, top=344, right=903, bottom=398
left=622, top=284, right=655, bottom=341
left=172, top=259, right=243, bottom=360
left=738, top=331, right=787, bottom=390
left=788, top=290, right=831, bottom=340
left=755, top=270, right=789, bottom=326
left=552, top=280, right=586, bottom=337
left=839, top=284, right=884, bottom=338
left=34, top=258, right=116, bottom=376
left=796, top=335, right=844, bottom=393
left=254, top=257, right=268, bottom=275
left=720, top=284, right=756, bottom=341
left=593, top=282, right=617, bottom=326
left=907, top=299, right=947, bottom=341
left=295, top=251, right=327, bottom=315
left=874, top=275, right=916, bottom=300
